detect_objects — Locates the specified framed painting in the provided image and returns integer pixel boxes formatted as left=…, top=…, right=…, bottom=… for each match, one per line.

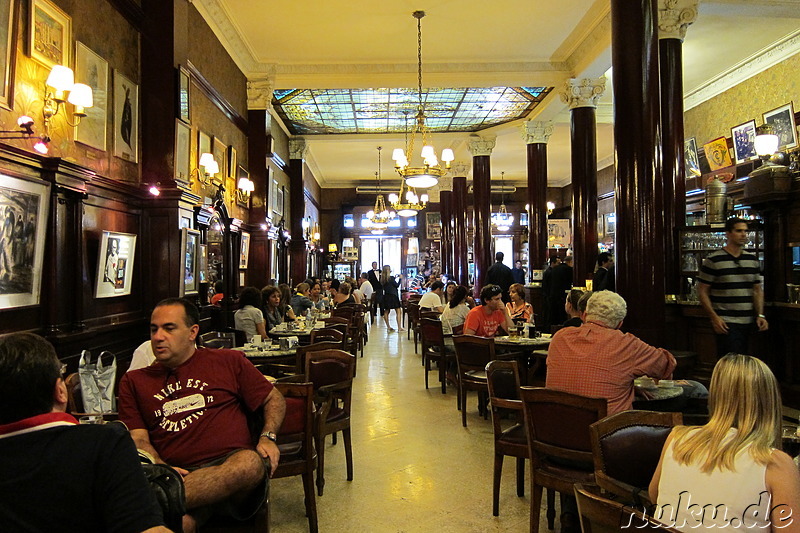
left=175, top=119, right=191, bottom=187
left=240, top=231, right=250, bottom=269
left=227, top=145, right=237, bottom=178
left=425, top=211, right=441, bottom=240
left=547, top=219, right=571, bottom=247
left=177, top=66, right=190, bottom=124
left=702, top=136, right=732, bottom=171
left=731, top=120, right=757, bottom=164
left=74, top=42, right=108, bottom=151
left=684, top=137, right=701, bottom=178
left=180, top=228, right=200, bottom=296
left=763, top=103, right=798, bottom=150
left=212, top=137, right=226, bottom=184
left=0, top=0, right=19, bottom=110
left=113, top=70, right=138, bottom=162
left=198, top=130, right=211, bottom=159
left=0, top=173, right=49, bottom=309
left=28, top=0, right=70, bottom=68
left=95, top=231, right=136, bottom=298
left=604, top=212, right=616, bottom=235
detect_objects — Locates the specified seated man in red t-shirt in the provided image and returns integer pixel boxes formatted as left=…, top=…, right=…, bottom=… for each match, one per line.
left=119, top=298, right=286, bottom=533
left=463, top=284, right=516, bottom=337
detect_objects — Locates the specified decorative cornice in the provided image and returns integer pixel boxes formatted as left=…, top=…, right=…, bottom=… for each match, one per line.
left=289, top=139, right=307, bottom=160
left=437, top=176, right=453, bottom=192
left=192, top=0, right=260, bottom=75
left=451, top=161, right=471, bottom=177
left=467, top=136, right=496, bottom=157
left=658, top=0, right=699, bottom=41
left=521, top=120, right=554, bottom=144
left=561, top=77, right=606, bottom=109
left=684, top=29, right=800, bottom=111
left=247, top=77, right=274, bottom=110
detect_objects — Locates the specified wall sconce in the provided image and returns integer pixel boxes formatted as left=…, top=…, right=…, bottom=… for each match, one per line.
left=754, top=124, right=779, bottom=161
left=43, top=65, right=93, bottom=129
left=236, top=175, right=254, bottom=203
left=0, top=115, right=51, bottom=154
left=546, top=201, right=556, bottom=215
left=190, top=152, right=219, bottom=185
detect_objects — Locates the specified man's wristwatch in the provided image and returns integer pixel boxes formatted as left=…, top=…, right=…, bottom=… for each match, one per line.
left=758, top=314, right=766, bottom=318
left=260, top=431, right=277, bottom=442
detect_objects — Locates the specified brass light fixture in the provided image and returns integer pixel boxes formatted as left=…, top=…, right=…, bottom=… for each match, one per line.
left=388, top=179, right=428, bottom=217
left=366, top=146, right=396, bottom=232
left=391, top=11, right=454, bottom=189
left=492, top=172, right=514, bottom=231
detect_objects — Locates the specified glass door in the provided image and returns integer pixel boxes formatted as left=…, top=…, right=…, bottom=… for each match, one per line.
left=360, top=236, right=402, bottom=275
left=493, top=236, right=514, bottom=267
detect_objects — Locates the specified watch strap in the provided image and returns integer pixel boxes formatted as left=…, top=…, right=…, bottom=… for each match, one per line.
left=260, top=431, right=277, bottom=442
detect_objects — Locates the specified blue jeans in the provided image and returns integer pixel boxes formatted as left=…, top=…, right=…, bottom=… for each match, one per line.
left=716, top=322, right=755, bottom=357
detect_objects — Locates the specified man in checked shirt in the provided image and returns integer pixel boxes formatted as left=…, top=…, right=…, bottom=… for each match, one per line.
left=545, top=290, right=676, bottom=415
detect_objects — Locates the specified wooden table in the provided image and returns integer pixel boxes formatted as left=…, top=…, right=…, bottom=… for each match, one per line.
left=268, top=321, right=324, bottom=338
left=239, top=344, right=298, bottom=374
left=444, top=334, right=552, bottom=384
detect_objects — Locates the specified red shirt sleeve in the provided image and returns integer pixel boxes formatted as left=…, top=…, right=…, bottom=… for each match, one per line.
left=117, top=373, right=147, bottom=431
left=233, top=351, right=274, bottom=412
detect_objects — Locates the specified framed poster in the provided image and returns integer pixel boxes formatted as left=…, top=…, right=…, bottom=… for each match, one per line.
left=198, top=244, right=207, bottom=283
left=683, top=137, right=701, bottom=178
left=227, top=145, right=237, bottom=178
left=95, top=231, right=136, bottom=298
left=547, top=219, right=571, bottom=247
left=74, top=42, right=108, bottom=150
left=198, top=130, right=211, bottom=159
left=28, top=0, right=70, bottom=68
left=426, top=211, right=441, bottom=240
left=731, top=120, right=757, bottom=164
left=702, top=136, right=732, bottom=171
left=0, top=0, right=19, bottom=110
left=0, top=173, right=49, bottom=309
left=113, top=71, right=138, bottom=162
left=180, top=228, right=199, bottom=296
left=177, top=66, right=190, bottom=124
left=763, top=103, right=798, bottom=150
left=175, top=119, right=191, bottom=186
left=240, top=231, right=250, bottom=269
left=604, top=213, right=616, bottom=235
left=212, top=137, right=226, bottom=184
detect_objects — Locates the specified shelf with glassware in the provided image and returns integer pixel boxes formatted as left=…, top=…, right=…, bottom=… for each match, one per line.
left=678, top=224, right=764, bottom=302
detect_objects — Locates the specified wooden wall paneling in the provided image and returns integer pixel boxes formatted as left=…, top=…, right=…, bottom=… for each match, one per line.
left=248, top=227, right=268, bottom=289
left=141, top=196, right=184, bottom=311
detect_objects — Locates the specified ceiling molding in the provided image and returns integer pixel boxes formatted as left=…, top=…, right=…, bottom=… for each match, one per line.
left=684, top=28, right=800, bottom=111
left=192, top=0, right=259, bottom=75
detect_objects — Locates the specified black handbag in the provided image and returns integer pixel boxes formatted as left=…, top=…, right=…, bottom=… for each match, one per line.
left=141, top=462, right=186, bottom=533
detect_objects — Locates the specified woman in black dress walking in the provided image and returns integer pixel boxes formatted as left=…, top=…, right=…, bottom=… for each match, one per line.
left=380, top=265, right=404, bottom=332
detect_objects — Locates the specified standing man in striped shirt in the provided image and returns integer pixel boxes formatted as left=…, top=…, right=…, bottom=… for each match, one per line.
left=697, top=217, right=768, bottom=356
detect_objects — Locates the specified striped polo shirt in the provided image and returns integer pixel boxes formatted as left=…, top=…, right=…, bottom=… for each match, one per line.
left=697, top=249, right=762, bottom=324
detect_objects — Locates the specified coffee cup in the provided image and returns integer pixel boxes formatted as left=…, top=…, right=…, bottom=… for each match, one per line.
left=252, top=334, right=262, bottom=345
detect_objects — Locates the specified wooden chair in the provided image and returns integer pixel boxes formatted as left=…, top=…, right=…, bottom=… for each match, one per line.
left=451, top=335, right=495, bottom=427
left=519, top=387, right=607, bottom=533
left=309, top=328, right=345, bottom=344
left=304, top=349, right=356, bottom=496
left=419, top=317, right=454, bottom=394
left=486, top=360, right=529, bottom=516
left=590, top=410, right=681, bottom=507
left=406, top=301, right=422, bottom=352
left=200, top=330, right=237, bottom=349
left=574, top=483, right=681, bottom=532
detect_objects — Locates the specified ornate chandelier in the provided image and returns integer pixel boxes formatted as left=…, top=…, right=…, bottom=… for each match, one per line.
left=492, top=172, right=514, bottom=231
left=366, top=146, right=395, bottom=231
left=391, top=11, right=454, bottom=189
left=388, top=179, right=428, bottom=218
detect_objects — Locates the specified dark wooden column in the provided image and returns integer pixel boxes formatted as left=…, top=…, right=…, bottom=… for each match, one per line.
left=288, top=139, right=307, bottom=286
left=452, top=174, right=469, bottom=286
left=611, top=0, right=665, bottom=345
left=440, top=189, right=453, bottom=278
left=468, top=137, right=495, bottom=298
left=658, top=1, right=698, bottom=295
left=522, top=120, right=553, bottom=274
left=246, top=81, right=273, bottom=289
left=562, top=78, right=605, bottom=287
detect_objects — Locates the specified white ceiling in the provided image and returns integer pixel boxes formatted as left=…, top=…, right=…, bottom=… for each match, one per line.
left=195, top=0, right=800, bottom=188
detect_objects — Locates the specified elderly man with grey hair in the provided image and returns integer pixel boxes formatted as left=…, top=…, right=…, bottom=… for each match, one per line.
left=545, top=290, right=677, bottom=416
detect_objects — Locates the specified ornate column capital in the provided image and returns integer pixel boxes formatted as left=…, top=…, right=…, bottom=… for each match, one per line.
left=658, top=0, right=699, bottom=41
left=521, top=120, right=554, bottom=144
left=451, top=161, right=470, bottom=177
left=247, top=77, right=274, bottom=110
left=467, top=135, right=496, bottom=157
left=437, top=175, right=453, bottom=192
left=560, top=77, right=606, bottom=109
left=289, top=138, right=307, bottom=160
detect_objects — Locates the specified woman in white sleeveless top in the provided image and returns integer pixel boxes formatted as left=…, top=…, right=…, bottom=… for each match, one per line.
left=649, top=354, right=800, bottom=531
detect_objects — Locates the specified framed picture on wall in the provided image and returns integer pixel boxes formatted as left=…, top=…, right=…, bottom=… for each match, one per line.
left=74, top=42, right=109, bottom=151
left=212, top=137, right=226, bottom=184
left=763, top=103, right=798, bottom=150
left=180, top=228, right=200, bottom=296
left=198, top=130, right=211, bottom=159
left=113, top=70, right=138, bottom=163
left=227, top=146, right=237, bottom=178
left=426, top=212, right=441, bottom=240
left=0, top=0, right=19, bottom=111
left=28, top=0, right=71, bottom=68
left=684, top=137, right=701, bottom=178
left=95, top=231, right=136, bottom=299
left=175, top=119, right=191, bottom=186
left=177, top=66, right=190, bottom=124
left=240, top=231, right=250, bottom=269
left=0, top=173, right=50, bottom=309
left=547, top=219, right=571, bottom=247
left=702, top=136, right=732, bottom=171
left=731, top=120, right=757, bottom=164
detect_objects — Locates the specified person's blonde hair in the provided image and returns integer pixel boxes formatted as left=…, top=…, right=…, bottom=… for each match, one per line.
left=380, top=265, right=392, bottom=285
left=670, top=353, right=782, bottom=473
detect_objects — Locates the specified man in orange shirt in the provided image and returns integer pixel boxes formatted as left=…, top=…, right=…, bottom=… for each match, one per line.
left=463, top=284, right=515, bottom=337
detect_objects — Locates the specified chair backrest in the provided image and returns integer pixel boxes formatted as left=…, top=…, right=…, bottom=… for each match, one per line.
left=420, top=309, right=441, bottom=319
left=305, top=349, right=355, bottom=390
left=323, top=316, right=350, bottom=327
left=222, top=328, right=247, bottom=347
left=310, top=327, right=345, bottom=344
left=519, top=387, right=607, bottom=466
left=295, top=341, right=344, bottom=374
left=574, top=483, right=681, bottom=532
left=331, top=307, right=355, bottom=319
left=407, top=302, right=421, bottom=327
left=272, top=382, right=316, bottom=479
left=419, top=317, right=445, bottom=348
left=590, top=410, right=681, bottom=501
left=452, top=335, right=496, bottom=372
left=486, top=360, right=524, bottom=439
left=65, top=372, right=83, bottom=413
left=200, top=330, right=237, bottom=349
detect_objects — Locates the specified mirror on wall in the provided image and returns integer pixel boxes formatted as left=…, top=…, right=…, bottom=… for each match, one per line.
left=207, top=212, right=225, bottom=286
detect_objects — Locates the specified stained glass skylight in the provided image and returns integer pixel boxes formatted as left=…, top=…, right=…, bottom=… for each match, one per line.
left=272, top=87, right=553, bottom=135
